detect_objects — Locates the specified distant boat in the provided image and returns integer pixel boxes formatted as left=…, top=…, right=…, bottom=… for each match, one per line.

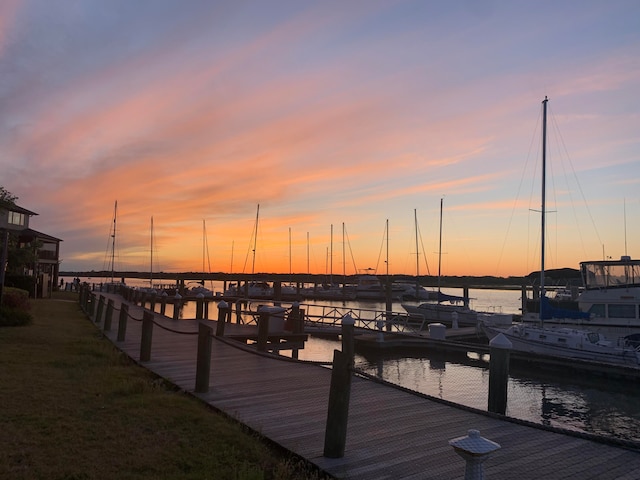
left=401, top=198, right=489, bottom=326
left=355, top=271, right=405, bottom=301
left=224, top=281, right=273, bottom=299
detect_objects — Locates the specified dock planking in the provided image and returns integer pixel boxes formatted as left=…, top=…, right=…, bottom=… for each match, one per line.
left=92, top=292, right=640, bottom=479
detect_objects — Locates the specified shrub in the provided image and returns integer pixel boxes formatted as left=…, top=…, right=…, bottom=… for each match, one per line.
left=2, top=287, right=31, bottom=311
left=0, top=305, right=33, bottom=326
left=0, top=287, right=32, bottom=326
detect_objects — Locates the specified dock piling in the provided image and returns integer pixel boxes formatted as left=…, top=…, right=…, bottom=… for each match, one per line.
left=140, top=311, right=154, bottom=362
left=488, top=333, right=512, bottom=415
left=215, top=301, right=229, bottom=337
left=195, top=321, right=213, bottom=393
left=323, top=314, right=355, bottom=458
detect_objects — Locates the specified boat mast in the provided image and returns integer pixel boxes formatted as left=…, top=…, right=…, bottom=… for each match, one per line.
left=414, top=209, right=420, bottom=296
left=110, top=200, right=117, bottom=284
left=251, top=204, right=259, bottom=275
left=540, top=96, right=548, bottom=323
left=150, top=216, right=154, bottom=288
left=437, top=197, right=443, bottom=301
left=385, top=219, right=389, bottom=277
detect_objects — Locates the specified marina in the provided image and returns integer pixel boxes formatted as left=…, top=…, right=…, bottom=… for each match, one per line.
left=84, top=288, right=640, bottom=479
left=83, top=278, right=640, bottom=446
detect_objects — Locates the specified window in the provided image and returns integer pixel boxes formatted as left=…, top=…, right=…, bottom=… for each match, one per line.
left=8, top=211, right=25, bottom=226
left=608, top=304, right=637, bottom=319
left=588, top=304, right=606, bottom=318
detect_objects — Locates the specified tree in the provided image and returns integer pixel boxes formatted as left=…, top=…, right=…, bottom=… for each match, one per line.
left=0, top=186, right=18, bottom=204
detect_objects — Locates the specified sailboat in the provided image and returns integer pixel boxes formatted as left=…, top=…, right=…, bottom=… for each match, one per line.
left=399, top=209, right=438, bottom=301
left=481, top=97, right=640, bottom=367
left=103, top=200, right=125, bottom=287
left=401, top=198, right=483, bottom=326
left=223, top=205, right=274, bottom=299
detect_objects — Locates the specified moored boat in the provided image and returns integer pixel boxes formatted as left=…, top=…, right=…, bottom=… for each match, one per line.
left=482, top=322, right=640, bottom=367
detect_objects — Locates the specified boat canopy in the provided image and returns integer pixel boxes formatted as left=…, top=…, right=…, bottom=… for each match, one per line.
left=540, top=295, right=589, bottom=320
left=581, top=257, right=640, bottom=290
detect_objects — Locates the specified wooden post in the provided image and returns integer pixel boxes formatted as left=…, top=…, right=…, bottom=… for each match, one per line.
left=235, top=300, right=243, bottom=324
left=149, top=290, right=157, bottom=312
left=488, top=333, right=512, bottom=415
left=195, top=321, right=213, bottom=393
left=104, top=299, right=114, bottom=332
left=196, top=293, right=204, bottom=319
left=341, top=314, right=355, bottom=366
left=140, top=311, right=154, bottom=362
left=323, top=314, right=355, bottom=458
left=173, top=293, right=182, bottom=320
left=117, top=303, right=128, bottom=342
left=160, top=292, right=167, bottom=315
left=521, top=284, right=528, bottom=314
left=257, top=307, right=270, bottom=352
left=215, top=301, right=229, bottom=336
left=88, top=292, right=96, bottom=317
left=204, top=300, right=209, bottom=320
left=323, top=349, right=352, bottom=458
left=95, top=295, right=105, bottom=324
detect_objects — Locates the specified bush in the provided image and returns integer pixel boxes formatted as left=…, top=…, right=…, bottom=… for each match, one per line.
left=0, top=305, right=32, bottom=326
left=2, top=287, right=30, bottom=311
left=0, top=287, right=32, bottom=326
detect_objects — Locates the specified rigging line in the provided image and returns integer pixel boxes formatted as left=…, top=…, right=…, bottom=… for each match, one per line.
left=374, top=222, right=387, bottom=275
left=343, top=224, right=358, bottom=274
left=415, top=214, right=432, bottom=276
left=494, top=107, right=541, bottom=276
left=549, top=104, right=604, bottom=254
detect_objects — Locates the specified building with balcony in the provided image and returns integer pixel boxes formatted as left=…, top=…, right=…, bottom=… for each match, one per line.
left=1, top=200, right=62, bottom=298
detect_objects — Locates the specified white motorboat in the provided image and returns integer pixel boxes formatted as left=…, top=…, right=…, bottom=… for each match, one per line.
left=532, top=256, right=640, bottom=338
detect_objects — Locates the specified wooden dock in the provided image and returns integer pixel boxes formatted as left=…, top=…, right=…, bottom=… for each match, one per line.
left=90, top=292, right=640, bottom=479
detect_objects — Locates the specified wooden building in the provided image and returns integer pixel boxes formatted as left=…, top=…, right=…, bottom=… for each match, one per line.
left=0, top=200, right=62, bottom=298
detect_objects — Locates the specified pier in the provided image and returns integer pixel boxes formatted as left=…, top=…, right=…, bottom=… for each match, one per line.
left=84, top=288, right=640, bottom=479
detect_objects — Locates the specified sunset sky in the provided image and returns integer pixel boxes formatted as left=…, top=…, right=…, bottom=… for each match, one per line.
left=1, top=0, right=639, bottom=277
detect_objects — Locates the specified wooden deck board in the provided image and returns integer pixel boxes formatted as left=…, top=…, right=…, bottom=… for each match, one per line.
left=91, top=293, right=640, bottom=479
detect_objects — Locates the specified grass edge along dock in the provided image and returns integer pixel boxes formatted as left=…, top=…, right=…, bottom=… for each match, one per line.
left=0, top=290, right=330, bottom=480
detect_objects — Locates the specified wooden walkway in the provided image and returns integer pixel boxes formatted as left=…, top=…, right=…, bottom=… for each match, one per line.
left=90, top=293, right=640, bottom=479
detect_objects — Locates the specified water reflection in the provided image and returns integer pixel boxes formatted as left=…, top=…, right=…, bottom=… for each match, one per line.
left=305, top=336, right=640, bottom=444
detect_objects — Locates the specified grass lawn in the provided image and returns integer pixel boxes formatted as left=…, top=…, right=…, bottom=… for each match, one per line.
left=0, top=291, right=330, bottom=480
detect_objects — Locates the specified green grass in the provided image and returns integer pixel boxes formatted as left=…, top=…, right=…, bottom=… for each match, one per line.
left=0, top=291, right=330, bottom=480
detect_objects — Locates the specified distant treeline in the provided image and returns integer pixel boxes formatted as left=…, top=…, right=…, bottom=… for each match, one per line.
left=61, top=267, right=583, bottom=289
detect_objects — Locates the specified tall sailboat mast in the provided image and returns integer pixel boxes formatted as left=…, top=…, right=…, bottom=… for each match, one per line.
left=251, top=204, right=259, bottom=275
left=414, top=209, right=420, bottom=295
left=540, top=96, right=548, bottom=322
left=110, top=200, right=117, bottom=284
left=437, top=197, right=443, bottom=300
left=150, top=216, right=154, bottom=288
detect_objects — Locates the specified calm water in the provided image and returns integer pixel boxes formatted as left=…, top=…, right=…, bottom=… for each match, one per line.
left=85, top=277, right=640, bottom=444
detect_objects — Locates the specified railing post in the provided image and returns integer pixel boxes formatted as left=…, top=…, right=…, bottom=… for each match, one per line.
left=160, top=291, right=168, bottom=315
left=195, top=321, right=213, bottom=393
left=149, top=290, right=157, bottom=312
left=323, top=314, right=355, bottom=458
left=173, top=293, right=182, bottom=320
left=215, top=301, right=229, bottom=337
left=117, top=303, right=128, bottom=342
left=104, top=299, right=114, bottom=332
left=95, top=295, right=105, bottom=324
left=88, top=292, right=96, bottom=317
left=196, top=293, right=204, bottom=320
left=449, top=429, right=501, bottom=480
left=488, top=333, right=512, bottom=415
left=140, top=311, right=154, bottom=362
left=257, top=306, right=270, bottom=352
